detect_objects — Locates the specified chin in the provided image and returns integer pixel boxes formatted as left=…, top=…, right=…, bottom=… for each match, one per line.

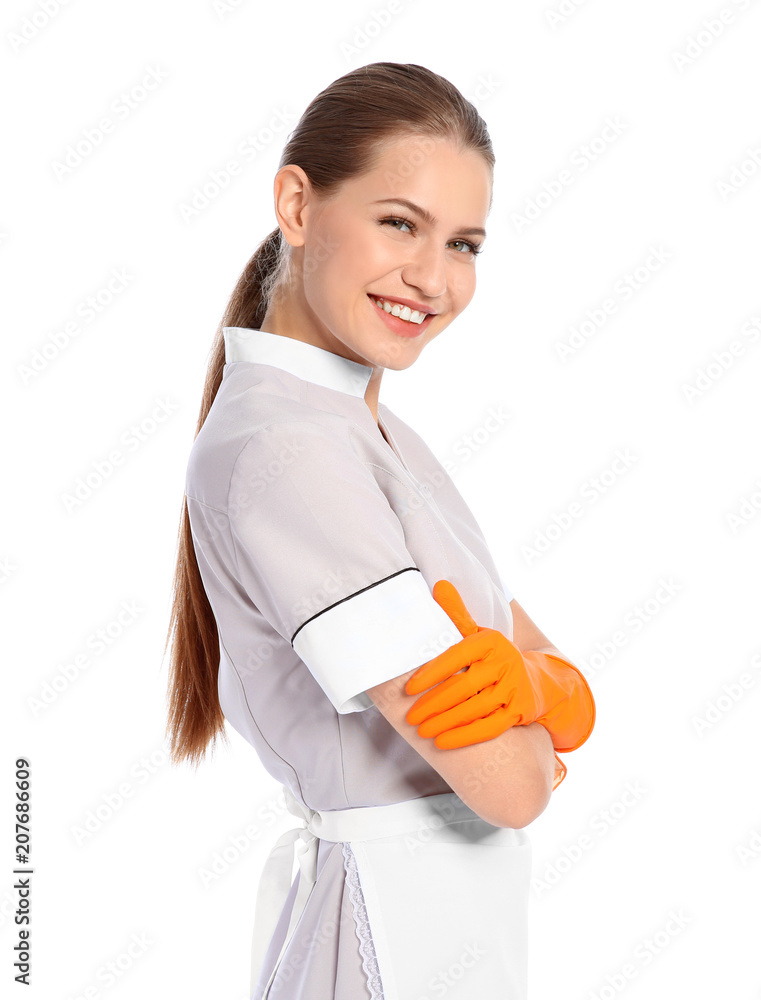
left=384, top=354, right=420, bottom=372
left=367, top=341, right=424, bottom=372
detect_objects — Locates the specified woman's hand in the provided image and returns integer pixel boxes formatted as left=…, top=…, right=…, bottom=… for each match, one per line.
left=404, top=580, right=595, bottom=759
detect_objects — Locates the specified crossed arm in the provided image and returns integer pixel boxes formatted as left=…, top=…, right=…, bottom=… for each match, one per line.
left=366, top=598, right=566, bottom=829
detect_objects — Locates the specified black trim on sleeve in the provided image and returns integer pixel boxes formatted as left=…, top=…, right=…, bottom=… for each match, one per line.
left=290, top=566, right=421, bottom=645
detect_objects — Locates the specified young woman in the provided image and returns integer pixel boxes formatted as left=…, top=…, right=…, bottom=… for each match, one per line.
left=165, top=62, right=595, bottom=1000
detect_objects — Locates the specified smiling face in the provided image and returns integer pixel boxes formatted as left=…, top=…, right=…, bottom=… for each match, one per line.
left=265, top=134, right=493, bottom=374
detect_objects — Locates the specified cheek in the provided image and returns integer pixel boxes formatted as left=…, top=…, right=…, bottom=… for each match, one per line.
left=302, top=220, right=342, bottom=282
left=449, top=266, right=477, bottom=311
left=301, top=229, right=345, bottom=312
left=302, top=220, right=388, bottom=310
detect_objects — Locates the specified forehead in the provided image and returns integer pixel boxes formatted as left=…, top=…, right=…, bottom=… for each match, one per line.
left=342, top=135, right=492, bottom=217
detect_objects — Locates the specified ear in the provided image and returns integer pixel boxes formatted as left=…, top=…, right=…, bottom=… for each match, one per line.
left=272, top=163, right=314, bottom=249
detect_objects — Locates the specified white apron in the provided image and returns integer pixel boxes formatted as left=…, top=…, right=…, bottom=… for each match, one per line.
left=250, top=786, right=532, bottom=999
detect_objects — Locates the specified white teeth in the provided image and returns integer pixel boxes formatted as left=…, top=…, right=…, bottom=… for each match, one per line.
left=370, top=296, right=428, bottom=325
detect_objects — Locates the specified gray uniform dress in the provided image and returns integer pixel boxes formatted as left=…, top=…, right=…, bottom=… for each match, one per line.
left=185, top=327, right=529, bottom=1000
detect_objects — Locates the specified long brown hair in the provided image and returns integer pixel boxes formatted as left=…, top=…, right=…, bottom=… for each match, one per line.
left=163, top=61, right=495, bottom=767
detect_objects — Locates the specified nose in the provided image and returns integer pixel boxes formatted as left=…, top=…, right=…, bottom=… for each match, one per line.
left=400, top=239, right=447, bottom=300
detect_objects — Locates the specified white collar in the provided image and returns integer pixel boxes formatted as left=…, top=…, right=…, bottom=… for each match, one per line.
left=223, top=327, right=374, bottom=398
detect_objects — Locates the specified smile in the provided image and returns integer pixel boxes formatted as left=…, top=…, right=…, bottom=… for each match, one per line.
left=368, top=295, right=429, bottom=325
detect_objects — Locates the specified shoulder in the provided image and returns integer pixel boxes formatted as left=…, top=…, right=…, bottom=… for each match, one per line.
left=186, top=376, right=362, bottom=512
left=229, top=414, right=354, bottom=488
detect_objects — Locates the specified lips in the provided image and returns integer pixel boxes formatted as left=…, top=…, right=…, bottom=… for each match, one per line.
left=367, top=293, right=436, bottom=338
left=367, top=294, right=438, bottom=316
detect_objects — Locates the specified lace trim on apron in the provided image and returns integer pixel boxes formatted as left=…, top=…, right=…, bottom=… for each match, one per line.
left=342, top=840, right=385, bottom=1000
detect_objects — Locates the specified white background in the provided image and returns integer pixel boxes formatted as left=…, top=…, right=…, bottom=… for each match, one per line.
left=3, top=0, right=760, bottom=997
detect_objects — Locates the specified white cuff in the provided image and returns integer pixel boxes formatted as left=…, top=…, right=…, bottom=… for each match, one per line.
left=292, top=568, right=463, bottom=714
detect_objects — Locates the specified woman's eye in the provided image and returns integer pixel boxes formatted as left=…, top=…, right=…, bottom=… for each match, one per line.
left=380, top=217, right=414, bottom=233
left=449, top=239, right=482, bottom=256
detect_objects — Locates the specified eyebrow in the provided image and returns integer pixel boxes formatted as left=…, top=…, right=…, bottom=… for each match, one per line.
left=371, top=198, right=487, bottom=239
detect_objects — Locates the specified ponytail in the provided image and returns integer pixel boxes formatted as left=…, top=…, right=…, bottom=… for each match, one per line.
left=163, top=227, right=285, bottom=767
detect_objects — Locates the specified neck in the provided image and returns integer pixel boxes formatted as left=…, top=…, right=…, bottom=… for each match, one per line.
left=364, top=370, right=383, bottom=423
left=259, top=296, right=385, bottom=423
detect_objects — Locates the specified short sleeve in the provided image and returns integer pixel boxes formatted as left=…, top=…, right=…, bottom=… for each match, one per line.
left=499, top=574, right=514, bottom=604
left=227, top=419, right=462, bottom=714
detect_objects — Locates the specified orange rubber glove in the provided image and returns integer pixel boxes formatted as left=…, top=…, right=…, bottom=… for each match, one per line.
left=405, top=580, right=595, bottom=787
